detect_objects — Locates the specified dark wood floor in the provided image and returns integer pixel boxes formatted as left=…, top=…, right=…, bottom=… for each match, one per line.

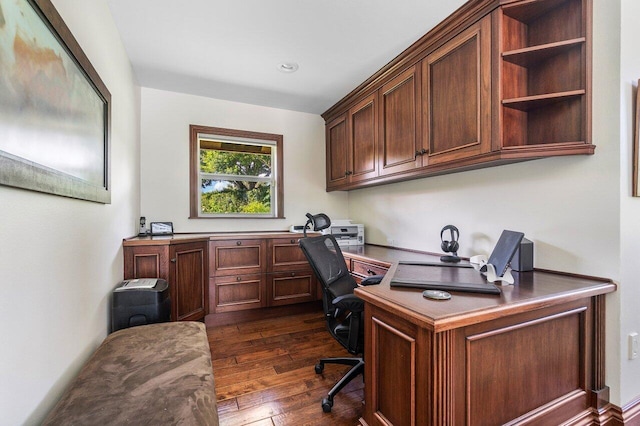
left=206, top=306, right=363, bottom=426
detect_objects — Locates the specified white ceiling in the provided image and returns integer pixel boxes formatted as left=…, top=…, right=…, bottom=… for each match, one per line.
left=106, top=0, right=467, bottom=115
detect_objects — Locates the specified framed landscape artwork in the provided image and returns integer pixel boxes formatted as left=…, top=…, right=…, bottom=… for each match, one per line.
left=0, top=0, right=111, bottom=203
left=634, top=79, right=640, bottom=197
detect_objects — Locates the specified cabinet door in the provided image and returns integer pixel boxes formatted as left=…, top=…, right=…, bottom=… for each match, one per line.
left=268, top=237, right=319, bottom=305
left=422, top=15, right=491, bottom=165
left=379, top=66, right=422, bottom=176
left=169, top=241, right=208, bottom=321
left=326, top=114, right=350, bottom=189
left=363, top=306, right=426, bottom=426
left=123, top=245, right=169, bottom=281
left=209, top=239, right=266, bottom=277
left=269, top=237, right=310, bottom=272
left=211, top=274, right=266, bottom=313
left=268, top=271, right=317, bottom=307
left=351, top=259, right=389, bottom=284
left=349, top=93, right=378, bottom=183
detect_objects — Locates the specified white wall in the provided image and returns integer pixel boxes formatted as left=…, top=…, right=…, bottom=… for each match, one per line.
left=348, top=0, right=636, bottom=407
left=140, top=88, right=348, bottom=232
left=618, top=0, right=640, bottom=407
left=0, top=1, right=140, bottom=424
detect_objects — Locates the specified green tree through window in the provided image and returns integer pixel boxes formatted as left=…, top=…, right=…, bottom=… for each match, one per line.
left=189, top=125, right=283, bottom=218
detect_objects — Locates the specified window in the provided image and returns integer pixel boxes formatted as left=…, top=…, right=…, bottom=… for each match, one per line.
left=190, top=125, right=283, bottom=218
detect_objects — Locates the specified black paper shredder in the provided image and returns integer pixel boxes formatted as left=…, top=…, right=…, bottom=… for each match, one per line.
left=111, top=278, right=171, bottom=332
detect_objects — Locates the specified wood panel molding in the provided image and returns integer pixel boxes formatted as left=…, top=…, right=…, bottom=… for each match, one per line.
left=434, top=330, right=455, bottom=424
left=594, top=395, right=640, bottom=425
left=370, top=315, right=417, bottom=426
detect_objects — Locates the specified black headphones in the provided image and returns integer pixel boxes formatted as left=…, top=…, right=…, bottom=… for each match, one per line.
left=440, top=225, right=460, bottom=255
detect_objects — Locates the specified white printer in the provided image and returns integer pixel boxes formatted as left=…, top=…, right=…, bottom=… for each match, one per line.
left=322, top=219, right=365, bottom=246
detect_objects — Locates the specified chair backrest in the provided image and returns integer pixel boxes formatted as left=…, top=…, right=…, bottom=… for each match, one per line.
left=299, top=234, right=355, bottom=298
left=299, top=234, right=362, bottom=354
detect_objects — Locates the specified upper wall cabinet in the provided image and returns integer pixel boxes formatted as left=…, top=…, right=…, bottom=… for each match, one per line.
left=379, top=66, right=422, bottom=176
left=326, top=93, right=378, bottom=190
left=322, top=0, right=594, bottom=191
left=422, top=14, right=492, bottom=167
left=498, top=0, right=592, bottom=156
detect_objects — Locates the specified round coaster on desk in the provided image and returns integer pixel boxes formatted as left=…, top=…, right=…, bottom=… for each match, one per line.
left=423, top=290, right=452, bottom=300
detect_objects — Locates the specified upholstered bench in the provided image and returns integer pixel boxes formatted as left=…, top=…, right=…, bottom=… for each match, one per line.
left=43, top=322, right=218, bottom=425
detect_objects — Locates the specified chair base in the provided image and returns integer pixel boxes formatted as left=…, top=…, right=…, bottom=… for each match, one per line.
left=315, top=356, right=364, bottom=413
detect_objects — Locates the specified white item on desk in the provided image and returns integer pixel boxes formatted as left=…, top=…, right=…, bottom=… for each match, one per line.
left=470, top=255, right=515, bottom=285
left=115, top=278, right=158, bottom=291
left=322, top=219, right=365, bottom=246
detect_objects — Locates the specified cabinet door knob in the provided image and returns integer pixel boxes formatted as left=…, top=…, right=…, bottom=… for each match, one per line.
left=415, top=150, right=422, bottom=156
left=170, top=258, right=176, bottom=263
left=367, top=268, right=375, bottom=275
left=421, top=148, right=428, bottom=155
left=236, top=241, right=242, bottom=246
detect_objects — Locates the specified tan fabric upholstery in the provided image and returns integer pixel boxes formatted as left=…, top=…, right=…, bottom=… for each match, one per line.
left=43, top=322, right=218, bottom=425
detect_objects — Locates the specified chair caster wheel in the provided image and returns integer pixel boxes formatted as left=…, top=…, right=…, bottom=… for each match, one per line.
left=315, top=363, right=324, bottom=374
left=321, top=397, right=333, bottom=413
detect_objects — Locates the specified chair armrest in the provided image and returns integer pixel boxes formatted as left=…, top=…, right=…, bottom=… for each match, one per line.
left=332, top=294, right=364, bottom=312
left=360, top=274, right=384, bottom=286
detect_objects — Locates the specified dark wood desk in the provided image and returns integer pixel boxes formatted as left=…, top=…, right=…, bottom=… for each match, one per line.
left=355, top=261, right=616, bottom=426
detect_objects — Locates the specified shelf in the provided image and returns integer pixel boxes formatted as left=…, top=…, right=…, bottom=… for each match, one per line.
left=502, top=38, right=585, bottom=67
left=502, top=90, right=585, bottom=111
left=502, top=0, right=572, bottom=23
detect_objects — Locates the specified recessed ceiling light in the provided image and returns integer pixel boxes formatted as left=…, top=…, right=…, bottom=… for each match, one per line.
left=277, top=62, right=299, bottom=73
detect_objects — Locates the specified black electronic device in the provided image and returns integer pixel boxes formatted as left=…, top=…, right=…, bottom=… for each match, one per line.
left=138, top=216, right=147, bottom=236
left=390, top=278, right=501, bottom=295
left=423, top=290, right=452, bottom=300
left=488, top=230, right=525, bottom=276
left=440, top=225, right=461, bottom=263
left=150, top=221, right=173, bottom=236
left=111, top=278, right=171, bottom=332
left=399, top=260, right=473, bottom=268
left=511, top=238, right=534, bottom=272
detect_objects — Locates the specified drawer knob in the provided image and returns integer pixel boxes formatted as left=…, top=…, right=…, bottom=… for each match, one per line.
left=367, top=269, right=375, bottom=275
left=291, top=272, right=295, bottom=277
left=236, top=241, right=242, bottom=246
left=236, top=276, right=242, bottom=281
left=291, top=239, right=296, bottom=244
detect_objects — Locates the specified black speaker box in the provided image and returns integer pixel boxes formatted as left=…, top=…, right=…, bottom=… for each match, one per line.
left=511, top=238, right=533, bottom=272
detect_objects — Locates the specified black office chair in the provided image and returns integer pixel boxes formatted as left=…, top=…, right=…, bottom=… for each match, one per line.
left=299, top=213, right=383, bottom=413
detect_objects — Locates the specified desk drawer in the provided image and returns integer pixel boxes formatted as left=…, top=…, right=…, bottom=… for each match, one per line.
left=351, top=259, right=389, bottom=277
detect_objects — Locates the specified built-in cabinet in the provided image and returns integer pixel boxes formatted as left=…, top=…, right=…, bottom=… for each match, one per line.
left=124, top=234, right=320, bottom=317
left=356, top=261, right=614, bottom=425
left=123, top=240, right=208, bottom=321
left=323, top=0, right=593, bottom=191
left=209, top=236, right=319, bottom=313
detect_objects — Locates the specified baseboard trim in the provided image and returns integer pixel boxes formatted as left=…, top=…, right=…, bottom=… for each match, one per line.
left=596, top=395, right=640, bottom=425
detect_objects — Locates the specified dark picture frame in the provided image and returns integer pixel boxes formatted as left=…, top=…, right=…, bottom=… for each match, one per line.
left=633, top=79, right=640, bottom=196
left=0, top=0, right=111, bottom=203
